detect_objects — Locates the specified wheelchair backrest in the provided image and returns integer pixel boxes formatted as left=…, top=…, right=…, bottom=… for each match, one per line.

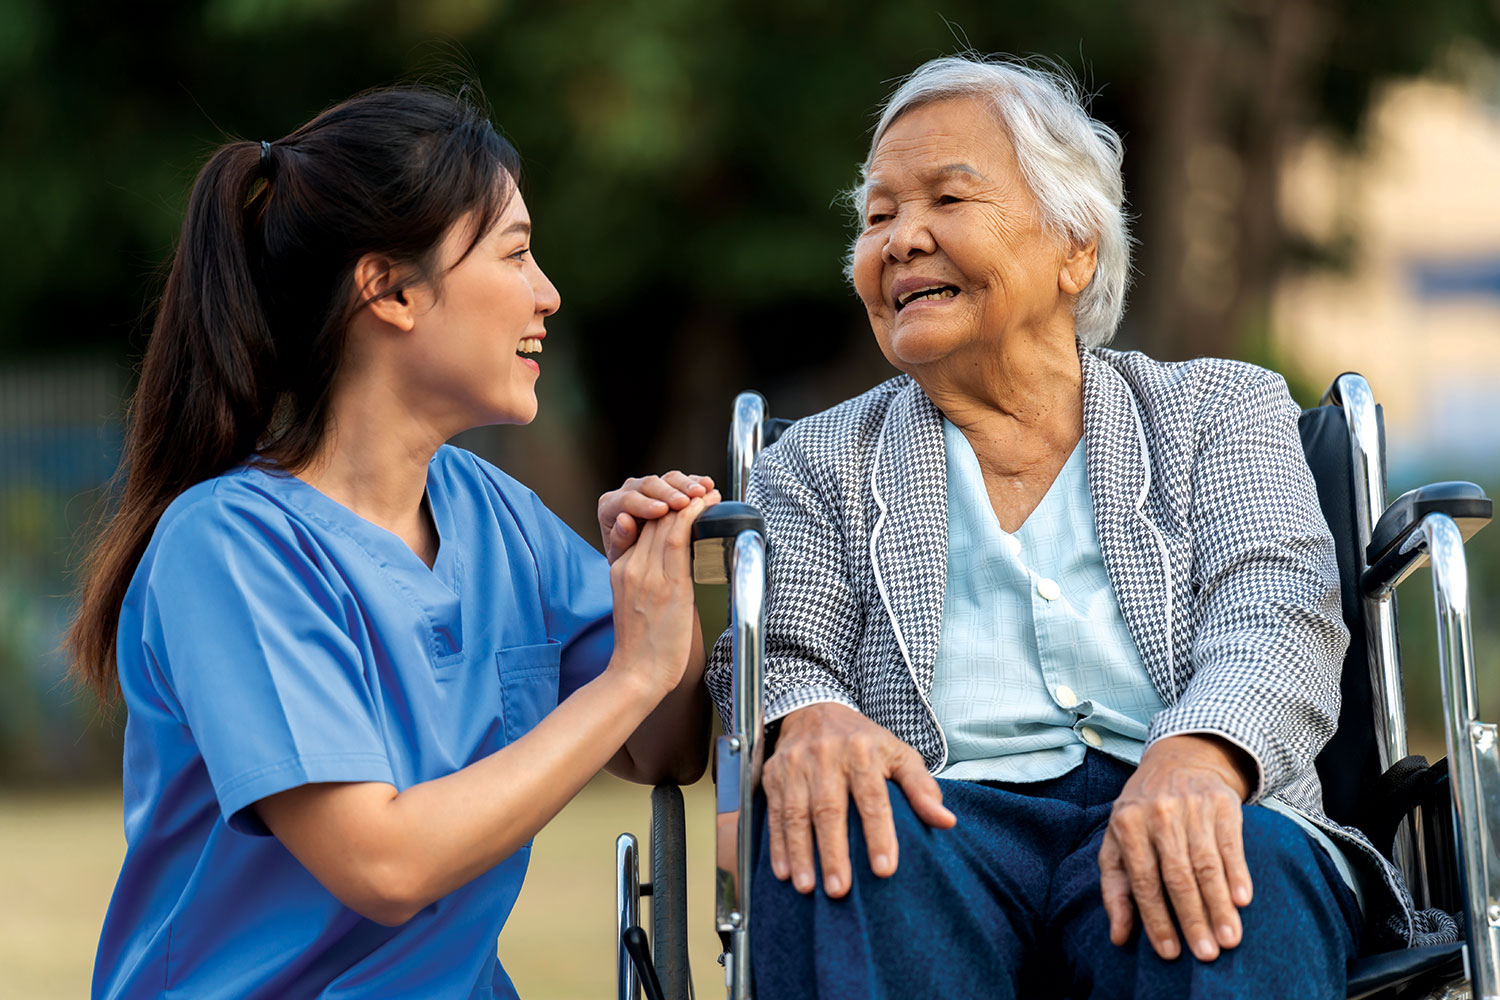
left=1301, top=402, right=1388, bottom=836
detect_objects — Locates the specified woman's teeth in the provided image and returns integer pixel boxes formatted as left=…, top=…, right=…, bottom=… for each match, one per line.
left=896, top=285, right=959, bottom=310
left=517, top=338, right=543, bottom=355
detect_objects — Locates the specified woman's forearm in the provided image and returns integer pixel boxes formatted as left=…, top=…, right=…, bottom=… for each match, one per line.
left=257, top=662, right=667, bottom=924
left=610, top=611, right=712, bottom=785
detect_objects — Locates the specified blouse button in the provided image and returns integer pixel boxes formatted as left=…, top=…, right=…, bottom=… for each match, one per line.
left=1080, top=726, right=1103, bottom=748
left=1005, top=535, right=1023, bottom=558
left=1055, top=685, right=1078, bottom=708
left=1037, top=578, right=1061, bottom=601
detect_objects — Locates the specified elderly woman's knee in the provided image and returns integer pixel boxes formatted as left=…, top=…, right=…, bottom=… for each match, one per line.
left=1240, top=806, right=1318, bottom=869
left=1238, top=805, right=1354, bottom=938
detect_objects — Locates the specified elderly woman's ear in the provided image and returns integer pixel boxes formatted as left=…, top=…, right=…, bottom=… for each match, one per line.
left=1059, top=239, right=1099, bottom=297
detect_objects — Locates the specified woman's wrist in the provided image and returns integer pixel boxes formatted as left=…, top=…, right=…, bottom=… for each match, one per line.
left=601, top=654, right=675, bottom=711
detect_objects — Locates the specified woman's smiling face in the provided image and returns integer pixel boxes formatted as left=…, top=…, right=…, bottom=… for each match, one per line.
left=850, top=97, right=1091, bottom=381
left=408, top=184, right=561, bottom=428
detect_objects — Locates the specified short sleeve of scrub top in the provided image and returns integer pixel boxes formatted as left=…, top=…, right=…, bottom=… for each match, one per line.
left=145, top=501, right=396, bottom=830
left=93, top=446, right=615, bottom=1000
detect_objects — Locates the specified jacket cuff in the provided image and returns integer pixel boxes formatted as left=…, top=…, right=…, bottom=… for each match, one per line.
left=764, top=686, right=862, bottom=726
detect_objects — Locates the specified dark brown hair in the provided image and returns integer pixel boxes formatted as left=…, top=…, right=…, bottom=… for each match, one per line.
left=68, top=85, right=520, bottom=701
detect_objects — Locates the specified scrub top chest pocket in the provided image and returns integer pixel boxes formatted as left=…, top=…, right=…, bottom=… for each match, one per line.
left=497, top=640, right=562, bottom=745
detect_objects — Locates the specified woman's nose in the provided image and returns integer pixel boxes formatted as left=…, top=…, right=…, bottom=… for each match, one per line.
left=534, top=264, right=561, bottom=317
left=883, top=210, right=935, bottom=263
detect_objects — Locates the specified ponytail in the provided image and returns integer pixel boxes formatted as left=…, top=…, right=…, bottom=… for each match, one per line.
left=68, top=86, right=518, bottom=701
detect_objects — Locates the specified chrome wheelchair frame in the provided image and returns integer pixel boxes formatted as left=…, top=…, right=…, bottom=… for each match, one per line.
left=617, top=373, right=1497, bottom=1000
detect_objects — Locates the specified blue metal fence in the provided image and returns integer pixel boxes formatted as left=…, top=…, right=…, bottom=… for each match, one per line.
left=0, top=364, right=125, bottom=782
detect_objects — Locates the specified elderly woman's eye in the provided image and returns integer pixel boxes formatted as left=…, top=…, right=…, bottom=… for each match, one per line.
left=866, top=213, right=892, bottom=226
left=937, top=194, right=963, bottom=206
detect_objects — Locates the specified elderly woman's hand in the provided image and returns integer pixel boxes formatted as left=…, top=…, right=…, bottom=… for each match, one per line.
left=597, top=472, right=716, bottom=564
left=764, top=703, right=957, bottom=897
left=1099, top=734, right=1257, bottom=963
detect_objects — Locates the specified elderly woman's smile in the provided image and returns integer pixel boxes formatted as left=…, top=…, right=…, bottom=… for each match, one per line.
left=851, top=96, right=1094, bottom=375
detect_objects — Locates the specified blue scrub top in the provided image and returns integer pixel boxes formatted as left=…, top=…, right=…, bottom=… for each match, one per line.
left=93, top=446, right=614, bottom=999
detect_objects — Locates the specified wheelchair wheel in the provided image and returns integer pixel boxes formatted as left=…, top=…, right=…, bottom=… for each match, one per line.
left=650, top=784, right=692, bottom=999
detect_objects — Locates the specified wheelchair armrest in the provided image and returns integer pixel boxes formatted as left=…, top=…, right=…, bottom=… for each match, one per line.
left=690, top=502, right=767, bottom=585
left=1361, top=482, right=1491, bottom=596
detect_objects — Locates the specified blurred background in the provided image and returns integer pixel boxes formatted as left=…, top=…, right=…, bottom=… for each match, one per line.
left=4, top=0, right=1500, bottom=996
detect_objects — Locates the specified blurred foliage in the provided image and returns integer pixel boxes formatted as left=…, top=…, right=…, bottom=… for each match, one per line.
left=3, top=0, right=1499, bottom=781
left=5, top=0, right=1498, bottom=466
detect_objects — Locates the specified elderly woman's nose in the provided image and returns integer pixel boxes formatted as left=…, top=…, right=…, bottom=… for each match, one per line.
left=883, top=210, right=936, bottom=262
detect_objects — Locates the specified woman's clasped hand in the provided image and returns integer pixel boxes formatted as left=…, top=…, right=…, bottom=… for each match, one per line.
left=605, top=476, right=721, bottom=698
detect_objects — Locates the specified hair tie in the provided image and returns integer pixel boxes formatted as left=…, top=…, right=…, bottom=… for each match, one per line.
left=258, top=140, right=273, bottom=179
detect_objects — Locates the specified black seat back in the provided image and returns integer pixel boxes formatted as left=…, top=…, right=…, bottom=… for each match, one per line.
left=1301, top=403, right=1388, bottom=839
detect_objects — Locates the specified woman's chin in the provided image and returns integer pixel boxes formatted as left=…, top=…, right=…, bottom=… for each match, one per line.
left=478, top=393, right=539, bottom=428
left=880, top=328, right=967, bottom=370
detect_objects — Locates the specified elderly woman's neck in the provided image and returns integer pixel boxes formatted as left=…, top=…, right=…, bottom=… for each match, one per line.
left=923, top=336, right=1083, bottom=448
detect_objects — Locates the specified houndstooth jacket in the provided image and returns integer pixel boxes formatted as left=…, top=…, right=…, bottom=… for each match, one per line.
left=706, top=343, right=1456, bottom=948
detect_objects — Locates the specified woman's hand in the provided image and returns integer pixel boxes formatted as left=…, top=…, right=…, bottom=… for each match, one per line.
left=1099, top=734, right=1257, bottom=963
left=763, top=703, right=956, bottom=898
left=597, top=471, right=715, bottom=563
left=608, top=492, right=719, bottom=696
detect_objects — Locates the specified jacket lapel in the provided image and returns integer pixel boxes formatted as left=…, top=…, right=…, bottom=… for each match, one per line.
left=1080, top=347, right=1180, bottom=702
left=868, top=380, right=948, bottom=697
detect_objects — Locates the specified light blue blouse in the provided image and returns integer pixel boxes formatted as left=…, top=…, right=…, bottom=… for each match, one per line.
left=930, top=419, right=1361, bottom=904
left=931, top=420, right=1162, bottom=782
left=93, top=446, right=614, bottom=999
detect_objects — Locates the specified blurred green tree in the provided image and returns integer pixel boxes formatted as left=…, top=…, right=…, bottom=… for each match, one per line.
left=4, top=0, right=1497, bottom=462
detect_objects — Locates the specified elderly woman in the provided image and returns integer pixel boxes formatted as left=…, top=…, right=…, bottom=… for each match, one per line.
left=707, top=56, right=1444, bottom=998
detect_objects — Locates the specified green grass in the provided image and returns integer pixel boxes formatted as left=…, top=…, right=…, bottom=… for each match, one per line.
left=0, top=775, right=725, bottom=1000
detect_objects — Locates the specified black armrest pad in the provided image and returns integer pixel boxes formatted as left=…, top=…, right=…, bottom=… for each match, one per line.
left=1367, top=481, right=1491, bottom=565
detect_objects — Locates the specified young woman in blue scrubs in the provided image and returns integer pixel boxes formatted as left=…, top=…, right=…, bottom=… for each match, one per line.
left=69, top=86, right=717, bottom=999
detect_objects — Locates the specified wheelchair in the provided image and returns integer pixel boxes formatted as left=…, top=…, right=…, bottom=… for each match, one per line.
left=616, top=372, right=1496, bottom=1000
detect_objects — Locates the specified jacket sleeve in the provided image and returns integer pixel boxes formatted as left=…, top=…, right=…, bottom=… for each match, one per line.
left=1146, top=370, right=1351, bottom=803
left=706, top=433, right=866, bottom=732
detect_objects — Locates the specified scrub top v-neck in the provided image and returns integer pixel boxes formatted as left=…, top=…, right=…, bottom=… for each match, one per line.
left=94, top=445, right=614, bottom=1000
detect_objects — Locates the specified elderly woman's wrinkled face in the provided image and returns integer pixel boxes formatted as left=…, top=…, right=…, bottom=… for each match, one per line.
left=852, top=97, right=1093, bottom=378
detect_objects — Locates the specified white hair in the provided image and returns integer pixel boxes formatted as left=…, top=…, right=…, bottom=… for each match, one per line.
left=846, top=55, right=1132, bottom=346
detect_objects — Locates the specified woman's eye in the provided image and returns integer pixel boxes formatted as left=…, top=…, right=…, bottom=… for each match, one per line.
left=865, top=213, right=892, bottom=227
left=937, top=194, right=962, bottom=206
left=509, top=247, right=532, bottom=261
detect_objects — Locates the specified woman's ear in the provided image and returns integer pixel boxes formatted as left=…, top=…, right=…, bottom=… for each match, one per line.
left=1059, top=239, right=1099, bottom=297
left=354, top=253, right=416, bottom=332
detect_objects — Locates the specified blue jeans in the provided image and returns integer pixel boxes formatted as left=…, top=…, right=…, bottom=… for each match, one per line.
left=751, top=750, right=1360, bottom=999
